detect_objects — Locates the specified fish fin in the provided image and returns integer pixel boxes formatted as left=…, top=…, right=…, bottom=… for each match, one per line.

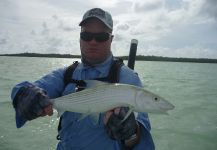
left=163, top=111, right=169, bottom=115
left=78, top=113, right=90, bottom=121
left=84, top=80, right=109, bottom=88
left=121, top=106, right=134, bottom=123
left=77, top=113, right=100, bottom=125
left=89, top=113, right=100, bottom=125
left=57, top=110, right=64, bottom=118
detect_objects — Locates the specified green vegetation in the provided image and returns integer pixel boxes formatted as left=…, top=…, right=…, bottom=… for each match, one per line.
left=121, top=55, right=217, bottom=63
left=1, top=52, right=217, bottom=63
left=0, top=53, right=81, bottom=58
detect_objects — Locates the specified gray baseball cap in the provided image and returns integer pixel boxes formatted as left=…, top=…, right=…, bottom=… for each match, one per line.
left=79, top=8, right=113, bottom=30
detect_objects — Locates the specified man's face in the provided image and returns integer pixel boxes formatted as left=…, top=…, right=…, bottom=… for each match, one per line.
left=80, top=19, right=113, bottom=64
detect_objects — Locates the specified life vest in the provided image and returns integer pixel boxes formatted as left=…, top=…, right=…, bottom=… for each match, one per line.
left=57, top=58, right=124, bottom=140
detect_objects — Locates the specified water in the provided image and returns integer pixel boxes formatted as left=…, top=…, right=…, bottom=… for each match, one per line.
left=0, top=56, right=216, bottom=150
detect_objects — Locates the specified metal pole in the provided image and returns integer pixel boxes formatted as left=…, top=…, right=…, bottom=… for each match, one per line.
left=127, top=39, right=138, bottom=70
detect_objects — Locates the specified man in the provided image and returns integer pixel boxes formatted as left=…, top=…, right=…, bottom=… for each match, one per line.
left=11, top=8, right=155, bottom=150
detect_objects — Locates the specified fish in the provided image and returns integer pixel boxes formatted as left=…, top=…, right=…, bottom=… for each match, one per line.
left=50, top=80, right=175, bottom=121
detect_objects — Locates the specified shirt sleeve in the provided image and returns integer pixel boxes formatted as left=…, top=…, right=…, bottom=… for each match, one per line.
left=119, top=65, right=155, bottom=150
left=34, top=68, right=65, bottom=98
left=11, top=67, right=66, bottom=128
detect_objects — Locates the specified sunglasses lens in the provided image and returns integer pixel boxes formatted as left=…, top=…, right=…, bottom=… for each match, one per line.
left=95, top=33, right=110, bottom=42
left=80, top=32, right=110, bottom=42
left=80, top=32, right=93, bottom=41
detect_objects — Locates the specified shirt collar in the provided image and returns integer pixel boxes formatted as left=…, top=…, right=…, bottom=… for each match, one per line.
left=78, top=54, right=113, bottom=74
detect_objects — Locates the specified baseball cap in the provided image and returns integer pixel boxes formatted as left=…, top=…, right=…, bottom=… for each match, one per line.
left=79, top=8, right=113, bottom=30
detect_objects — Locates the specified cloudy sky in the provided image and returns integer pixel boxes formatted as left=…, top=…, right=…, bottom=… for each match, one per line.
left=0, top=0, right=217, bottom=58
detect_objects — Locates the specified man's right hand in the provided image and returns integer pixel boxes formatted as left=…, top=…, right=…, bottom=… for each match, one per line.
left=13, top=85, right=53, bottom=121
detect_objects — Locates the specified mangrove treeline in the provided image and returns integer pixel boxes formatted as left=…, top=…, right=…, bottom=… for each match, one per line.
left=1, top=53, right=217, bottom=63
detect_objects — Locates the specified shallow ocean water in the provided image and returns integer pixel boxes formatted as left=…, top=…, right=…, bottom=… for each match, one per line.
left=0, top=56, right=216, bottom=150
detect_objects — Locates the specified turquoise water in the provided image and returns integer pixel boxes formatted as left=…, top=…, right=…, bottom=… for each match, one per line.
left=0, top=56, right=216, bottom=150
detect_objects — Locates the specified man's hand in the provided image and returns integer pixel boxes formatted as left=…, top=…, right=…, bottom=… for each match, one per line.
left=13, top=85, right=53, bottom=121
left=104, top=107, right=138, bottom=141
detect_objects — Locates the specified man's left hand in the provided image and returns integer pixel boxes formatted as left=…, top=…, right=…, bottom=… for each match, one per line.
left=104, top=107, right=138, bottom=141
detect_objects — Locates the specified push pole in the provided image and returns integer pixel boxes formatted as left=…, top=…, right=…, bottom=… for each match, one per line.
left=127, top=39, right=138, bottom=70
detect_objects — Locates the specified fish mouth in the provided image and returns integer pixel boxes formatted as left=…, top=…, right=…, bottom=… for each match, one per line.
left=161, top=98, right=175, bottom=108
left=167, top=103, right=175, bottom=110
left=159, top=100, right=175, bottom=112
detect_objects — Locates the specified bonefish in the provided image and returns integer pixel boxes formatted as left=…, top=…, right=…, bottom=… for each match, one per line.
left=51, top=80, right=175, bottom=121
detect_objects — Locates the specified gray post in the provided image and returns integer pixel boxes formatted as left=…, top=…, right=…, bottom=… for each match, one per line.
left=127, top=39, right=138, bottom=70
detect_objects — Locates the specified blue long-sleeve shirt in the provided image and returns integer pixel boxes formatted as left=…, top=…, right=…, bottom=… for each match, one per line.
left=11, top=55, right=155, bottom=150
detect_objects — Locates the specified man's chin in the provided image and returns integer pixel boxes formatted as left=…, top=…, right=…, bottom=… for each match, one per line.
left=82, top=55, right=106, bottom=65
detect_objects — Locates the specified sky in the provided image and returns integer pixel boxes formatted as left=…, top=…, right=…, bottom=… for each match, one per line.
left=0, top=0, right=217, bottom=58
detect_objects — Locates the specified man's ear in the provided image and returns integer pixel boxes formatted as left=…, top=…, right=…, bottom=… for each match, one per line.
left=111, top=35, right=114, bottom=42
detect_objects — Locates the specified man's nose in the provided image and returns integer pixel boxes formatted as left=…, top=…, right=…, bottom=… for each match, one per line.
left=88, top=38, right=98, bottom=44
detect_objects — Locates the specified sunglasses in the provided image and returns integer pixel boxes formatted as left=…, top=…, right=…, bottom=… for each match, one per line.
left=80, top=32, right=112, bottom=42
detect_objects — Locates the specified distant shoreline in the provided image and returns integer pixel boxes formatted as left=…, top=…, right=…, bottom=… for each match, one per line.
left=1, top=53, right=217, bottom=63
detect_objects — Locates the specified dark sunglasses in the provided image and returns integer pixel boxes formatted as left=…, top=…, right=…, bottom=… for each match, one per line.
left=80, top=32, right=112, bottom=42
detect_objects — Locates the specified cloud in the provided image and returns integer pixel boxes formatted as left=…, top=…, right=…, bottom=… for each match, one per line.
left=52, top=15, right=58, bottom=20
left=113, top=34, right=124, bottom=41
left=0, top=0, right=216, bottom=58
left=30, top=30, right=36, bottom=36
left=116, top=24, right=130, bottom=31
left=133, top=0, right=163, bottom=13
left=57, top=19, right=75, bottom=32
left=199, top=0, right=217, bottom=20
left=89, top=0, right=119, bottom=8
left=138, top=44, right=217, bottom=59
left=0, top=39, right=7, bottom=45
left=41, top=22, right=49, bottom=35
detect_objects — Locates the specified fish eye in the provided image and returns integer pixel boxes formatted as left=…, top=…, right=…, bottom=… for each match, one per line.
left=153, top=97, right=159, bottom=102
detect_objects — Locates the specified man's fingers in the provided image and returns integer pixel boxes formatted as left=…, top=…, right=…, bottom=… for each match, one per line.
left=104, top=107, right=122, bottom=124
left=104, top=111, right=113, bottom=124
left=43, top=104, right=53, bottom=116
left=114, top=107, right=121, bottom=115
